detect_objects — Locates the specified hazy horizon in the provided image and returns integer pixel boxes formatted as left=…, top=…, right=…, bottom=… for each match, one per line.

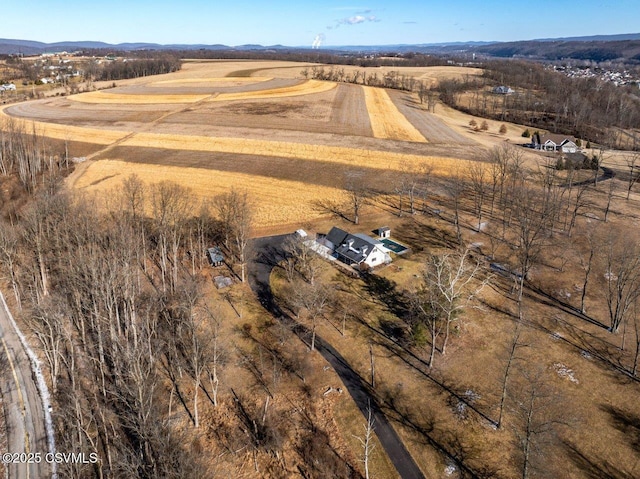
left=4, top=0, right=640, bottom=48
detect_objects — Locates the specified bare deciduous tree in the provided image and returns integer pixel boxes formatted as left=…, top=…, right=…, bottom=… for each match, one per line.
left=509, top=365, right=566, bottom=479
left=215, top=189, right=253, bottom=283
left=469, top=161, right=487, bottom=232
left=294, top=281, right=333, bottom=351
left=353, top=402, right=376, bottom=479
left=602, top=227, right=640, bottom=333
left=422, top=249, right=486, bottom=355
left=344, top=171, right=369, bottom=225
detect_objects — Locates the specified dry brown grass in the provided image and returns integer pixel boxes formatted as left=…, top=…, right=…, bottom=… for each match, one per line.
left=69, top=91, right=212, bottom=104
left=363, top=86, right=427, bottom=143
left=210, top=79, right=336, bottom=102
left=74, top=159, right=348, bottom=227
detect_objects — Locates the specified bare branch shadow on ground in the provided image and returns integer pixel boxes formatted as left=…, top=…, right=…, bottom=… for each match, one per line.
left=600, top=404, right=640, bottom=453
left=563, top=440, right=635, bottom=479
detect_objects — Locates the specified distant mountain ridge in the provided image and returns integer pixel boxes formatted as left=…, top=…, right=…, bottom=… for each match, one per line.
left=1, top=33, right=640, bottom=61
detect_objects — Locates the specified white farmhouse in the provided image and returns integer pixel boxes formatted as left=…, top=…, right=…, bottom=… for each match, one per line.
left=322, top=226, right=391, bottom=269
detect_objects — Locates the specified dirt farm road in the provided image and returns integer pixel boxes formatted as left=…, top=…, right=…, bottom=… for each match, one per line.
left=248, top=235, right=425, bottom=479
left=0, top=293, right=51, bottom=479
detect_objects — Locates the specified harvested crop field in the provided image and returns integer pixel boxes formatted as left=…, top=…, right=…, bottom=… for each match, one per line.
left=4, top=99, right=172, bottom=126
left=151, top=76, right=273, bottom=86
left=387, top=90, right=477, bottom=145
left=211, top=79, right=336, bottom=102
left=75, top=159, right=348, bottom=227
left=118, top=77, right=300, bottom=95
left=2, top=60, right=489, bottom=227
left=93, top=145, right=440, bottom=192
left=70, top=91, right=212, bottom=104
left=118, top=131, right=474, bottom=176
left=363, top=86, right=427, bottom=142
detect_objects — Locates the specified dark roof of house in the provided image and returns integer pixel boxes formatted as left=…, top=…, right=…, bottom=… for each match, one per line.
left=378, top=226, right=391, bottom=232
left=335, top=233, right=380, bottom=264
left=540, top=133, right=577, bottom=145
left=326, top=226, right=349, bottom=247
left=207, top=247, right=224, bottom=263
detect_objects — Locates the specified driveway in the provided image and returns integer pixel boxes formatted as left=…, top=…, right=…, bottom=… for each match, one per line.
left=248, top=235, right=425, bottom=479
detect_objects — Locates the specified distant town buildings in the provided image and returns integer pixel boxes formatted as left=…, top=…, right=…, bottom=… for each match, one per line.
left=551, top=64, right=640, bottom=87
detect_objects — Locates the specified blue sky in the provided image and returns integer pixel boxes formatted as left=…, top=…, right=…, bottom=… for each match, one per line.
left=3, top=0, right=639, bottom=47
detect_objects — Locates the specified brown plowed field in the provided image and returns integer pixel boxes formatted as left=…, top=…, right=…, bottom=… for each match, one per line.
left=5, top=99, right=172, bottom=127
left=2, top=60, right=487, bottom=227
left=119, top=77, right=298, bottom=95
left=387, top=90, right=478, bottom=145
left=94, top=146, right=405, bottom=191
left=161, top=83, right=372, bottom=137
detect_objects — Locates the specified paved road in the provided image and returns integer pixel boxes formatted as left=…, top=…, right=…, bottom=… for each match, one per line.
left=249, top=235, right=425, bottom=479
left=0, top=294, right=51, bottom=479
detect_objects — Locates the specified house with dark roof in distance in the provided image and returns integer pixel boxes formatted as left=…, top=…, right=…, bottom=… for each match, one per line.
left=320, top=226, right=392, bottom=269
left=207, top=247, right=225, bottom=267
left=531, top=132, right=579, bottom=153
left=493, top=85, right=514, bottom=95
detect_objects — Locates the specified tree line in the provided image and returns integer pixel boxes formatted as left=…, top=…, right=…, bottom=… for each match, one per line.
left=93, top=56, right=182, bottom=81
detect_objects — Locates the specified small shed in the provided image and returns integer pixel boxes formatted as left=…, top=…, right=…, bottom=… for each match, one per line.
left=377, top=227, right=391, bottom=239
left=213, top=276, right=233, bottom=289
left=207, top=247, right=224, bottom=267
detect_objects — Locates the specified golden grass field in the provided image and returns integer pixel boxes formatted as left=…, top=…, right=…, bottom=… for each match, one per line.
left=363, top=86, right=427, bottom=142
left=211, top=79, right=336, bottom=102
left=75, top=159, right=348, bottom=226
left=69, top=91, right=212, bottom=104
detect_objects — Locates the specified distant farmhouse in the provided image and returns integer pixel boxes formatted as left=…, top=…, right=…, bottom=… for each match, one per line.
left=320, top=227, right=391, bottom=269
left=206, top=247, right=224, bottom=267
left=531, top=132, right=579, bottom=153
left=493, top=85, right=514, bottom=95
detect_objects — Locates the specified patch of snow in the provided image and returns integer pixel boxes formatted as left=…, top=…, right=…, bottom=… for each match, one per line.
left=1, top=292, right=58, bottom=478
left=554, top=363, right=579, bottom=383
left=444, top=463, right=457, bottom=476
left=550, top=332, right=563, bottom=341
left=581, top=350, right=592, bottom=360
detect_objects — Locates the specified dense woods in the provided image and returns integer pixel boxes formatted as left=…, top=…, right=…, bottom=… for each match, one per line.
left=95, top=56, right=182, bottom=81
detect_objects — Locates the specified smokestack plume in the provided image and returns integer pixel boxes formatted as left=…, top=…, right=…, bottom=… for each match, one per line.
left=312, top=33, right=325, bottom=49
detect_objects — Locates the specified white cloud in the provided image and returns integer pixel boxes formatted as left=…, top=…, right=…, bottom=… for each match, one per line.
left=331, top=14, right=379, bottom=29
